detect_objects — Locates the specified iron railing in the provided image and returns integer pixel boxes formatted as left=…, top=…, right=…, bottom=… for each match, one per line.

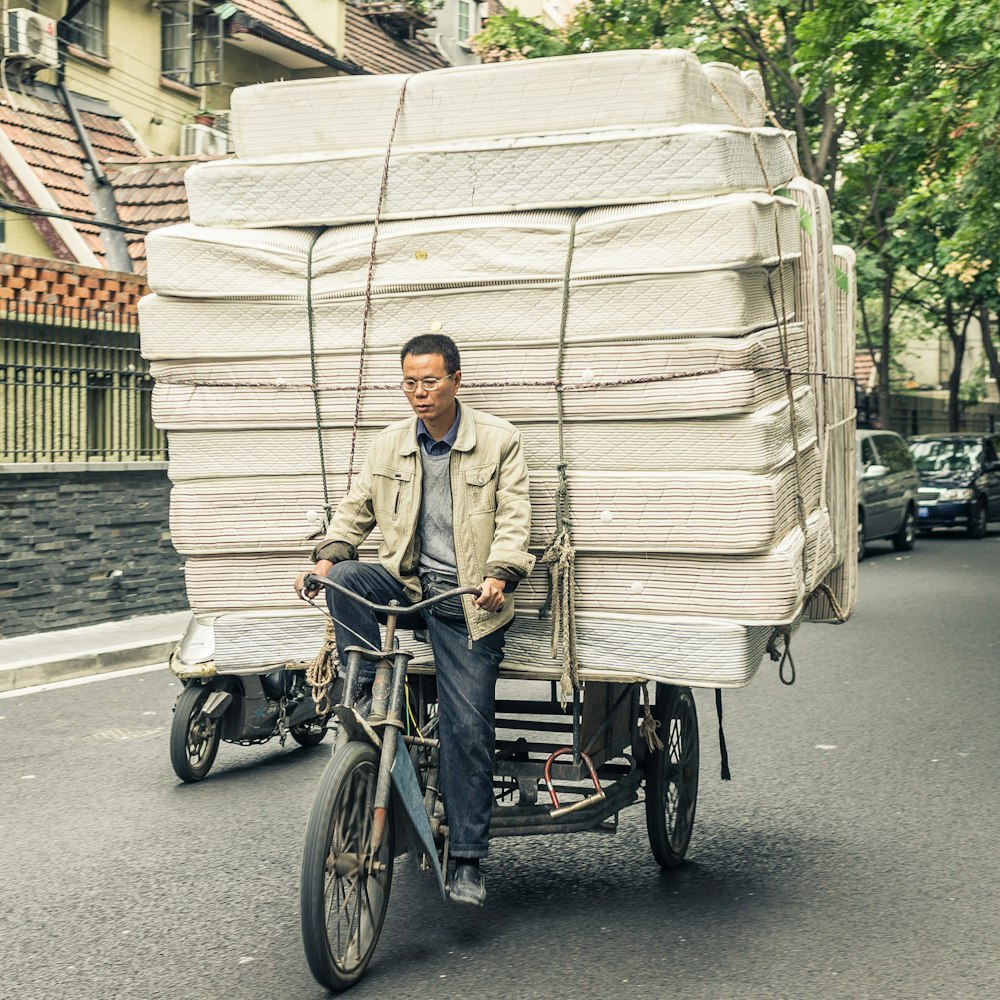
left=1, top=302, right=166, bottom=463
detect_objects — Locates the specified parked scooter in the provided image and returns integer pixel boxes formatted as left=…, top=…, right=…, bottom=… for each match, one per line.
left=168, top=616, right=338, bottom=782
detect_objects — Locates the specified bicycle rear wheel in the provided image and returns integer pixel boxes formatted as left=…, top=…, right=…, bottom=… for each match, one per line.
left=644, top=684, right=699, bottom=869
left=300, top=741, right=394, bottom=991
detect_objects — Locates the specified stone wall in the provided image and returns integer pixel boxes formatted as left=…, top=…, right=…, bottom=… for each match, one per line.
left=0, top=464, right=186, bottom=639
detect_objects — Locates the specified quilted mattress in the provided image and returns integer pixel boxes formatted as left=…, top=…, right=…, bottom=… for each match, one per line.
left=184, top=126, right=798, bottom=229
left=230, top=50, right=765, bottom=160
left=806, top=245, right=859, bottom=624
left=139, top=265, right=798, bottom=362
left=167, top=446, right=823, bottom=557
left=183, top=508, right=832, bottom=624
left=207, top=607, right=784, bottom=689
left=144, top=197, right=801, bottom=299
left=163, top=389, right=817, bottom=482
left=150, top=323, right=810, bottom=430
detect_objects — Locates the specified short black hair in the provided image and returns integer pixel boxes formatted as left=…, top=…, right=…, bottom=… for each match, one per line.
left=400, top=334, right=460, bottom=374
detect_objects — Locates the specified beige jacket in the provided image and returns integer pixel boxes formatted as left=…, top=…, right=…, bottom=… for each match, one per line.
left=312, top=405, right=535, bottom=640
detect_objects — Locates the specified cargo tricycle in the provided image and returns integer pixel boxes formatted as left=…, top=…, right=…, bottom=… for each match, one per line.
left=299, top=574, right=700, bottom=991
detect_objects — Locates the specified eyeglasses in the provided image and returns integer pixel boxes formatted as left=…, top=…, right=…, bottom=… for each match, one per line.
left=400, top=373, right=456, bottom=394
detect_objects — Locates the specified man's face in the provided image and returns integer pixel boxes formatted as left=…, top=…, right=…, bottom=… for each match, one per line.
left=401, top=352, right=461, bottom=425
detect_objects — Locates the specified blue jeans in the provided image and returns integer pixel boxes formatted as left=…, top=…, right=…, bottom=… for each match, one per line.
left=325, top=561, right=505, bottom=858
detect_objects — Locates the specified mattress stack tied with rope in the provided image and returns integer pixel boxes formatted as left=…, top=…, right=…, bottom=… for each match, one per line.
left=805, top=245, right=859, bottom=622
left=140, top=49, right=854, bottom=688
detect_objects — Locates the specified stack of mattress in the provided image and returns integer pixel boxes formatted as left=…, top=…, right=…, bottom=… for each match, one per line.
left=140, top=49, right=855, bottom=688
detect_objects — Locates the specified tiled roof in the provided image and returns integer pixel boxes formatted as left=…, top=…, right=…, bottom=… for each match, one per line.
left=0, top=252, right=147, bottom=316
left=230, top=1, right=447, bottom=73
left=105, top=158, right=207, bottom=275
left=0, top=88, right=145, bottom=267
left=855, top=351, right=879, bottom=390
left=230, top=0, right=341, bottom=63
left=344, top=8, right=447, bottom=75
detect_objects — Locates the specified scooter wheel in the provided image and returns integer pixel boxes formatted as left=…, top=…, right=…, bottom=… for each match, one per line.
left=170, top=683, right=221, bottom=783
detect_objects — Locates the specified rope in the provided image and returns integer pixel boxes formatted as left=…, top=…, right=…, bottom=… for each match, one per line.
left=766, top=626, right=797, bottom=685
left=303, top=77, right=411, bottom=695
left=638, top=682, right=665, bottom=752
left=153, top=367, right=856, bottom=392
left=346, top=75, right=412, bottom=495
left=305, top=231, right=332, bottom=531
left=808, top=581, right=849, bottom=624
left=539, top=213, right=582, bottom=703
left=305, top=615, right=339, bottom=716
left=710, top=77, right=815, bottom=601
left=714, top=688, right=732, bottom=781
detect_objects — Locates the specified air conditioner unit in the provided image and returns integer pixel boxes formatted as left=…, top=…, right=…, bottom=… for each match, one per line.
left=3, top=8, right=59, bottom=69
left=180, top=123, right=228, bottom=157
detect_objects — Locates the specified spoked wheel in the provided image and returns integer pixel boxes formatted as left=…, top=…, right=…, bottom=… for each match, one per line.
left=170, top=683, right=221, bottom=783
left=645, top=684, right=699, bottom=869
left=301, top=742, right=394, bottom=991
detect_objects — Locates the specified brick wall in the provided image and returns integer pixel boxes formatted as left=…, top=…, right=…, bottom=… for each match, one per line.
left=0, top=466, right=186, bottom=639
left=0, top=253, right=148, bottom=313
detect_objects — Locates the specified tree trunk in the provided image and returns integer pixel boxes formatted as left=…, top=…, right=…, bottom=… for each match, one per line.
left=980, top=304, right=1000, bottom=390
left=878, top=266, right=893, bottom=430
left=943, top=299, right=967, bottom=432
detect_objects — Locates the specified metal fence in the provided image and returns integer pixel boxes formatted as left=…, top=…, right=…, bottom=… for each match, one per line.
left=857, top=389, right=1000, bottom=436
left=1, top=302, right=166, bottom=463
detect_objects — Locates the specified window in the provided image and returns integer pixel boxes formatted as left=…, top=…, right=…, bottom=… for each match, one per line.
left=874, top=434, right=914, bottom=473
left=457, top=0, right=475, bottom=41
left=65, top=0, right=107, bottom=57
left=161, top=1, right=223, bottom=87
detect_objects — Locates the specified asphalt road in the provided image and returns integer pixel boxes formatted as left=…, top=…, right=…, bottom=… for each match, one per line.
left=2, top=528, right=998, bottom=1000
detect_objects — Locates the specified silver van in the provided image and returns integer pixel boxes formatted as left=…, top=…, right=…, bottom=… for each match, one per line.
left=857, top=429, right=920, bottom=556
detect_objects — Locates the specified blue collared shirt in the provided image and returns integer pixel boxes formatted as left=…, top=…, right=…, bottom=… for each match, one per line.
left=416, top=403, right=461, bottom=456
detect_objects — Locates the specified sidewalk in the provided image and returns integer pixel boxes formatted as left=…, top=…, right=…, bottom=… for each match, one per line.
left=0, top=611, right=191, bottom=693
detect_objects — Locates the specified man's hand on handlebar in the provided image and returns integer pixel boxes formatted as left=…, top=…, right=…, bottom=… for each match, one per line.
left=473, top=577, right=506, bottom=613
left=295, top=560, right=333, bottom=600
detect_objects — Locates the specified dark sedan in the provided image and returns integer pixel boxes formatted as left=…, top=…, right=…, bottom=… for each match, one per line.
left=909, top=433, right=1000, bottom=538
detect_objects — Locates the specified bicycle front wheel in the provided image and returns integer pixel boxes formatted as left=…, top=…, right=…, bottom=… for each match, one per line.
left=300, top=741, right=394, bottom=991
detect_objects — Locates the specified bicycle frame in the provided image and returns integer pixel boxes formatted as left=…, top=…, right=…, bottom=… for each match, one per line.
left=303, top=574, right=481, bottom=864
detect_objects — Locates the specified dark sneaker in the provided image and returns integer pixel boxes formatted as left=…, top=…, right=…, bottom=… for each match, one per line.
left=449, top=863, right=486, bottom=907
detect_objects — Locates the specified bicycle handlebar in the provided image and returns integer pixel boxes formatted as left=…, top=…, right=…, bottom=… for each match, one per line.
left=303, top=574, right=482, bottom=616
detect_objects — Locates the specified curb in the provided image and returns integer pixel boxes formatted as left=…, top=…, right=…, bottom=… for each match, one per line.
left=0, top=639, right=179, bottom=693
left=0, top=611, right=190, bottom=693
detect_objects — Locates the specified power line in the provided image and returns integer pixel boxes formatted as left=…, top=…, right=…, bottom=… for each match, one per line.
left=0, top=199, right=152, bottom=235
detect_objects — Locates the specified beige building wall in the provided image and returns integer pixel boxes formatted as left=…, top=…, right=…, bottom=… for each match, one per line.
left=26, top=0, right=348, bottom=157
left=0, top=198, right=54, bottom=258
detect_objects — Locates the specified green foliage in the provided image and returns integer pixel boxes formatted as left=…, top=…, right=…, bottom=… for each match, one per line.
left=470, top=1, right=1000, bottom=403
left=469, top=11, right=567, bottom=62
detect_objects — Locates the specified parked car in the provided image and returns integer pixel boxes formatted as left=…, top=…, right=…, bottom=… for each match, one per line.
left=857, top=429, right=920, bottom=556
left=908, top=433, right=1000, bottom=538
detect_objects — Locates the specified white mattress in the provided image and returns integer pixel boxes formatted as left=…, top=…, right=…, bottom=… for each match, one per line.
left=806, top=244, right=858, bottom=624
left=231, top=50, right=763, bottom=160
left=184, top=126, right=798, bottom=229
left=163, top=389, right=817, bottom=482
left=207, top=607, right=783, bottom=689
left=150, top=323, right=810, bottom=431
left=167, top=446, right=823, bottom=557
left=704, top=63, right=767, bottom=128
left=145, top=197, right=801, bottom=299
left=182, top=508, right=832, bottom=624
left=139, top=264, right=798, bottom=362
